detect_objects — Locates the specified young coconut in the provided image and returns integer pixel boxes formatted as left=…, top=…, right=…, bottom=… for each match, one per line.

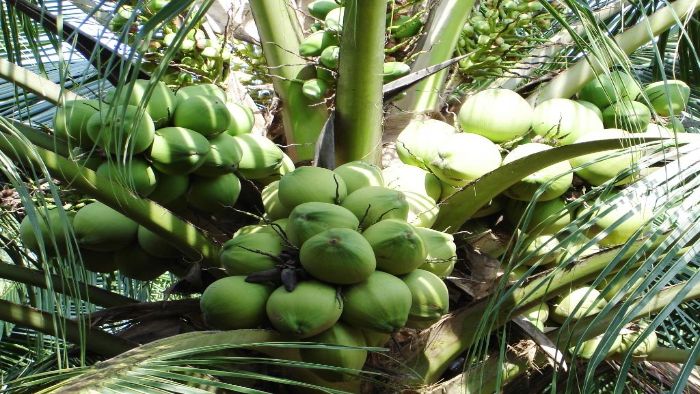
left=114, top=244, right=170, bottom=281
left=286, top=202, right=359, bottom=246
left=402, top=269, right=449, bottom=327
left=602, top=100, right=652, bottom=132
left=299, top=31, right=339, bottom=56
left=278, top=167, right=347, bottom=210
left=266, top=280, right=343, bottom=338
left=577, top=191, right=655, bottom=247
left=175, top=83, right=227, bottom=103
left=80, top=248, right=119, bottom=273
left=73, top=202, right=138, bottom=252
left=262, top=181, right=291, bottom=220
left=578, top=71, right=642, bottom=108
left=502, top=143, right=573, bottom=201
left=86, top=105, right=155, bottom=155
left=149, top=127, right=211, bottom=175
left=643, top=80, right=690, bottom=116
left=173, top=95, right=232, bottom=137
left=137, top=226, right=180, bottom=258
left=226, top=102, right=255, bottom=136
left=324, top=7, right=345, bottom=32
left=382, top=164, right=442, bottom=202
left=531, top=99, right=604, bottom=144
left=550, top=286, right=607, bottom=324
left=404, top=192, right=440, bottom=228
left=308, top=0, right=340, bottom=20
left=427, top=132, right=502, bottom=187
left=569, top=129, right=645, bottom=186
left=194, top=133, right=243, bottom=176
left=516, top=234, right=564, bottom=266
left=618, top=322, right=658, bottom=356
left=596, top=271, right=645, bottom=302
left=520, top=303, right=549, bottom=325
left=416, top=227, right=457, bottom=278
left=363, top=219, right=427, bottom=275
left=458, top=88, right=533, bottom=143
left=504, top=198, right=572, bottom=234
left=148, top=171, right=189, bottom=206
left=20, top=208, right=74, bottom=256
left=570, top=333, right=623, bottom=359
left=232, top=134, right=285, bottom=180
left=187, top=173, right=242, bottom=213
left=200, top=276, right=274, bottom=330
left=341, top=186, right=409, bottom=227
left=109, top=79, right=176, bottom=127
left=256, top=152, right=296, bottom=185
left=220, top=231, right=284, bottom=275
left=341, top=271, right=412, bottom=333
left=300, top=323, right=368, bottom=382
left=333, top=161, right=384, bottom=194
left=53, top=99, right=101, bottom=148
left=95, top=158, right=157, bottom=197
left=300, top=228, right=376, bottom=285
left=576, top=100, right=604, bottom=121
left=395, top=118, right=457, bottom=169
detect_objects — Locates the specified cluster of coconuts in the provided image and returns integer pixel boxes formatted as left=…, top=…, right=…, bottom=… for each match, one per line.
left=199, top=163, right=457, bottom=382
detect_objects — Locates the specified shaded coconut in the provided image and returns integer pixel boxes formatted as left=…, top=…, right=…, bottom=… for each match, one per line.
left=517, top=234, right=564, bottom=266
left=521, top=303, right=549, bottom=325
left=308, top=0, right=340, bottom=19
left=363, top=219, right=426, bottom=275
left=220, top=232, right=284, bottom=275
left=618, top=323, right=658, bottom=356
left=458, top=88, right=532, bottom=142
left=53, top=99, right=101, bottom=148
left=602, top=100, right=652, bottom=132
left=232, top=223, right=277, bottom=238
left=324, top=7, right=345, bottom=32
left=266, top=281, right=343, bottom=338
left=86, top=105, right=155, bottom=154
left=73, top=202, right=138, bottom=251
left=576, top=100, right=603, bottom=121
left=137, top=226, right=180, bottom=258
left=148, top=171, right=189, bottom=205
left=416, top=227, right=457, bottom=278
left=95, top=158, right=157, bottom=196
left=362, top=329, right=391, bottom=348
left=175, top=83, right=226, bottom=103
left=596, top=271, right=644, bottom=302
left=569, top=129, right=645, bottom=186
left=187, top=173, right=242, bottom=213
left=319, top=45, right=340, bottom=69
left=333, top=161, right=384, bottom=194
left=427, top=132, right=502, bottom=187
left=341, top=271, right=412, bottom=333
left=300, top=228, right=376, bottom=284
left=643, top=80, right=690, bottom=116
left=173, top=95, right=232, bottom=137
left=278, top=167, right=348, bottom=209
left=149, top=127, right=211, bottom=175
left=232, top=134, right=285, bottom=179
left=395, top=119, right=456, bottom=169
left=578, top=71, right=642, bottom=108
left=79, top=248, right=119, bottom=273
left=20, top=208, right=74, bottom=256
left=302, top=79, right=329, bottom=102
left=200, top=276, right=274, bottom=329
left=383, top=62, right=411, bottom=83
left=404, top=192, right=439, bottom=228
left=402, top=269, right=449, bottom=323
left=194, top=133, right=243, bottom=176
left=471, top=198, right=504, bottom=218
left=577, top=191, right=655, bottom=246
left=109, top=80, right=176, bottom=127
left=287, top=202, right=359, bottom=246
left=262, top=181, right=291, bottom=220
left=257, top=152, right=296, bottom=185
left=382, top=164, right=441, bottom=202
left=341, top=186, right=409, bottom=228
left=114, top=244, right=170, bottom=281
left=300, top=323, right=367, bottom=382
left=504, top=198, right=571, bottom=234
left=299, top=30, right=339, bottom=56
left=570, top=333, right=623, bottom=359
left=502, top=143, right=573, bottom=201
left=550, top=286, right=607, bottom=324
left=531, top=99, right=604, bottom=144
left=226, top=102, right=255, bottom=136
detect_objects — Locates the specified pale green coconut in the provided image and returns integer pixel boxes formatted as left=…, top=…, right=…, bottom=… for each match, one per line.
left=404, top=192, right=439, bottom=228
left=148, top=127, right=211, bottom=175
left=395, top=118, right=457, bottom=169
left=569, top=129, right=645, bottom=186
left=257, top=152, right=296, bottom=185
left=286, top=202, right=359, bottom=246
left=577, top=191, right=655, bottom=246
left=200, top=276, right=274, bottom=329
left=551, top=286, right=607, bottom=324
left=596, top=272, right=644, bottom=302
left=114, top=244, right=169, bottom=281
left=137, top=226, right=180, bottom=258
left=341, top=271, right=412, bottom=333
left=643, top=80, right=690, bottom=116
left=262, top=181, right=291, bottom=220
left=300, top=323, right=367, bottom=382
left=363, top=219, right=426, bottom=275
left=518, top=234, right=564, bottom=266
left=220, top=231, right=284, bottom=275
left=73, top=202, right=138, bottom=252
left=618, top=323, right=658, bottom=356
left=95, top=158, right=157, bottom=196
left=402, top=269, right=449, bottom=322
left=278, top=166, right=348, bottom=210
left=194, top=133, right=243, bottom=176
left=602, top=100, right=652, bottom=132
left=383, top=62, right=411, bottom=83
left=504, top=198, right=571, bottom=234
left=570, top=333, right=623, bottom=359
left=173, top=95, right=232, bottom=137
left=333, top=161, right=384, bottom=194
left=341, top=186, right=409, bottom=227
left=53, top=99, right=101, bottom=147
left=175, top=83, right=226, bottom=103
left=502, top=143, right=573, bottom=201
left=324, top=7, right=345, bottom=32
left=427, top=132, right=502, bottom=187
left=416, top=227, right=457, bottom=278
left=300, top=228, right=376, bottom=284
left=187, top=173, right=241, bottom=213
left=149, top=171, right=189, bottom=205
left=226, top=102, right=255, bottom=136
left=578, top=71, right=642, bottom=108
left=532, top=99, right=604, bottom=144
left=577, top=100, right=603, bottom=121
left=86, top=105, right=155, bottom=154
left=644, top=123, right=673, bottom=138
left=308, top=0, right=339, bottom=19
left=80, top=248, right=119, bottom=273
left=382, top=164, right=441, bottom=202
left=20, top=208, right=74, bottom=256
left=458, top=88, right=533, bottom=143
left=109, top=80, right=176, bottom=127
left=299, top=31, right=339, bottom=56
left=266, top=281, right=343, bottom=338
left=521, top=303, right=549, bottom=324
left=232, top=134, right=285, bottom=179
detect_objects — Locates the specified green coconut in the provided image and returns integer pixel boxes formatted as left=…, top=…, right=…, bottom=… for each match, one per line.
left=341, top=271, right=412, bottom=333
left=299, top=31, right=339, bottom=56
left=80, top=248, right=119, bottom=273
left=226, top=103, right=255, bottom=136
left=109, top=80, right=176, bottom=127
left=73, top=202, right=138, bottom=251
left=114, top=244, right=170, bottom=281
left=308, top=0, right=340, bottom=19
left=137, top=226, right=180, bottom=258
left=86, top=105, right=155, bottom=154
left=471, top=197, right=504, bottom=218
left=395, top=118, right=456, bottom=169
left=576, top=100, right=604, bottom=121
left=324, top=7, right=345, bottom=32
left=596, top=272, right=644, bottom=302
left=53, top=99, right=101, bottom=147
left=427, top=132, right=502, bottom=187
left=232, top=134, right=285, bottom=179
left=266, top=281, right=343, bottom=338
left=551, top=286, right=607, bottom=324
left=278, top=167, right=348, bottom=210
left=149, top=171, right=189, bottom=205
left=194, top=133, right=243, bottom=176
left=19, top=208, right=74, bottom=256
left=173, top=95, right=232, bottom=137
left=300, top=228, right=376, bottom=285
left=257, top=152, right=296, bottom=185
left=518, top=234, right=564, bottom=266
left=341, top=186, right=409, bottom=227
left=643, top=80, right=690, bottom=116
left=262, top=181, right=291, bottom=220
left=362, top=329, right=391, bottom=347
left=300, top=323, right=367, bottom=382
left=200, top=276, right=274, bottom=329
left=149, top=127, right=211, bottom=175
left=644, top=123, right=673, bottom=138
left=187, top=173, right=241, bottom=213
left=95, top=158, right=157, bottom=196
left=319, top=45, right=340, bottom=69
left=521, top=303, right=549, bottom=324
left=458, top=88, right=533, bottom=143
left=578, top=71, right=642, bottom=108
left=531, top=99, right=604, bottom=144
left=382, top=164, right=441, bottom=202
left=402, top=269, right=449, bottom=323
left=302, top=79, right=329, bottom=102
left=569, top=129, right=645, bottom=186
left=383, top=62, right=411, bottom=83
left=220, top=231, right=284, bottom=275
left=333, top=161, right=384, bottom=194
left=416, top=227, right=457, bottom=278
left=286, top=202, right=359, bottom=246
left=571, top=333, right=623, bottom=359
left=504, top=198, right=571, bottom=234
left=602, top=100, right=652, bottom=132
left=404, top=192, right=439, bottom=228
left=577, top=191, right=655, bottom=247
left=363, top=219, right=426, bottom=275
left=175, top=83, right=227, bottom=103
left=232, top=223, right=274, bottom=238
left=618, top=323, right=658, bottom=356
left=502, top=143, right=573, bottom=201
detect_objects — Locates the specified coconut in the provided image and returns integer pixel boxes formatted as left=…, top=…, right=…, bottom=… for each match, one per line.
left=300, top=323, right=367, bottom=382
left=232, top=134, right=285, bottom=179
left=95, top=158, right=157, bottom=196
left=286, top=202, right=359, bottom=246
left=308, top=0, right=340, bottom=19
left=502, top=143, right=573, bottom=201
left=427, top=133, right=502, bottom=187
left=324, top=7, right=345, bottom=32
left=363, top=219, right=426, bottom=275
left=200, top=276, right=274, bottom=330
left=20, top=208, right=74, bottom=256
left=602, top=100, right=652, bottom=132
left=109, top=80, right=176, bottom=127
left=644, top=123, right=673, bottom=138
left=341, top=271, right=412, bottom=333
left=114, top=244, right=170, bottom=281
left=596, top=272, right=644, bottom=302
left=266, top=281, right=343, bottom=338
left=382, top=164, right=441, bottom=202
left=194, top=133, right=243, bottom=176
left=472, top=198, right=504, bottom=218
left=643, top=80, right=690, bottom=116
left=220, top=231, right=284, bottom=275
left=416, top=227, right=457, bottom=278
left=148, top=171, right=189, bottom=205
left=319, top=45, right=340, bottom=69
left=458, top=88, right=532, bottom=142
left=175, top=83, right=226, bottom=103
left=341, top=186, right=409, bottom=227
left=187, top=173, right=241, bottom=213
left=86, top=105, right=155, bottom=154
left=577, top=191, right=655, bottom=246
left=257, top=152, right=296, bottom=185
left=302, top=79, right=329, bottom=102
left=173, top=95, right=232, bottom=137
left=402, top=269, right=449, bottom=323
left=53, top=99, right=101, bottom=147
left=551, top=286, right=607, bottom=324
left=232, top=224, right=274, bottom=238
left=404, top=192, right=439, bottom=228
left=299, top=31, right=339, bottom=56
left=73, top=202, right=138, bottom=251
left=362, top=329, right=391, bottom=347
left=300, top=228, right=376, bottom=285
left=333, top=161, right=384, bottom=194
left=576, top=100, right=603, bottom=121
left=226, top=102, right=255, bottom=136
left=618, top=323, right=658, bottom=356
left=569, top=129, right=645, bottom=186
left=395, top=119, right=457, bottom=169
left=531, top=99, right=604, bottom=144
left=521, top=303, right=549, bottom=324
left=578, top=71, right=642, bottom=108
left=137, top=226, right=180, bottom=258
left=80, top=248, right=119, bottom=273
left=383, top=62, right=411, bottom=83
left=570, top=333, right=623, bottom=359
left=278, top=167, right=348, bottom=210
left=518, top=234, right=563, bottom=266
left=262, top=181, right=291, bottom=220
left=504, top=198, right=571, bottom=234
left=149, top=127, right=211, bottom=175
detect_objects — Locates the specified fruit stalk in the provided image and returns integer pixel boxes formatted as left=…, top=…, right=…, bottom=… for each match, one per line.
left=0, top=58, right=83, bottom=104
